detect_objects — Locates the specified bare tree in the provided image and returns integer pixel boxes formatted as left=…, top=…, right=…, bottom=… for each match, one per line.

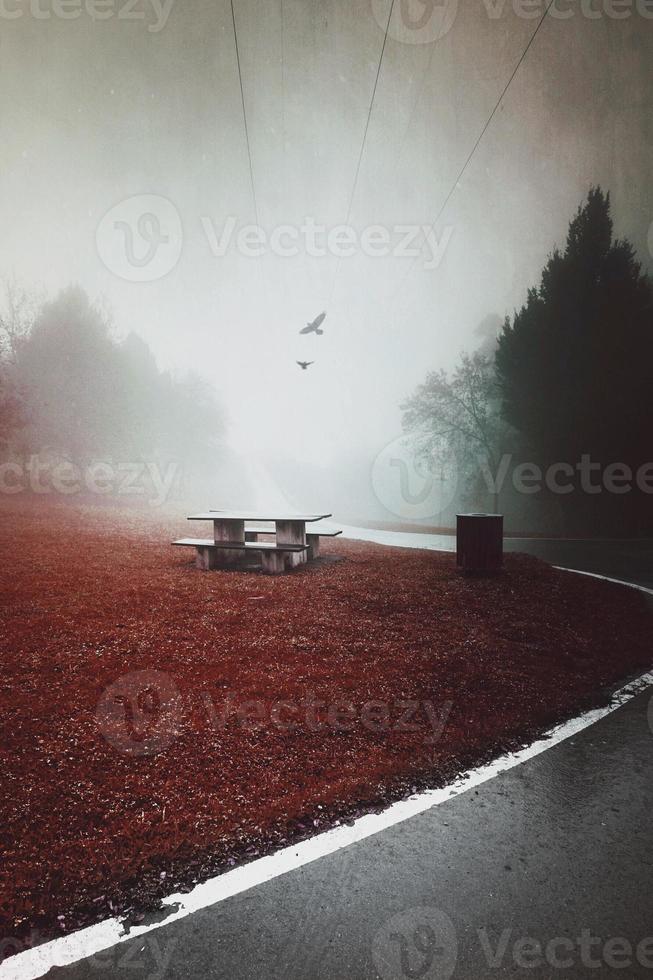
left=0, top=278, right=38, bottom=449
left=0, top=276, right=42, bottom=363
left=401, top=351, right=510, bottom=513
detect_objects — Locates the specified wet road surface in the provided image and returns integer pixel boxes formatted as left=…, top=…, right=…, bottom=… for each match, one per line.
left=22, top=535, right=653, bottom=979
left=50, top=688, right=653, bottom=980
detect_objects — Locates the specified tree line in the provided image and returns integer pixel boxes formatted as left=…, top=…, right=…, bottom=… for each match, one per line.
left=0, top=284, right=224, bottom=503
left=402, top=189, right=653, bottom=535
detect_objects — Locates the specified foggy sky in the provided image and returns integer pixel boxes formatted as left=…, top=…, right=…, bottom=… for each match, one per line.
left=1, top=0, right=652, bottom=471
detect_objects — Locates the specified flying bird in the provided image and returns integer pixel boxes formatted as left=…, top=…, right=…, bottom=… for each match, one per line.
left=300, top=311, right=326, bottom=335
left=296, top=361, right=314, bottom=371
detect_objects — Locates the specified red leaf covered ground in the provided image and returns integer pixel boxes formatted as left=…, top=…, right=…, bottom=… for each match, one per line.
left=1, top=498, right=651, bottom=944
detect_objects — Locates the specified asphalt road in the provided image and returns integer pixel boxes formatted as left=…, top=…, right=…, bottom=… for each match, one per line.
left=35, top=537, right=653, bottom=979
left=506, top=537, right=653, bottom=590
left=340, top=524, right=653, bottom=589
left=52, top=688, right=653, bottom=980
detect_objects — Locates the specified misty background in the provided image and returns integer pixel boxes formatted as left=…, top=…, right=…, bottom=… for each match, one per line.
left=1, top=0, right=652, bottom=524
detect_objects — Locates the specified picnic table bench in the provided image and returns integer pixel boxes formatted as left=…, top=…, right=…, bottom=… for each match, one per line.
left=242, top=523, right=342, bottom=558
left=172, top=511, right=341, bottom=574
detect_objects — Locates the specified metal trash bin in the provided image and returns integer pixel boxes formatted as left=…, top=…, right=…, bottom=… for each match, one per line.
left=456, top=513, right=503, bottom=575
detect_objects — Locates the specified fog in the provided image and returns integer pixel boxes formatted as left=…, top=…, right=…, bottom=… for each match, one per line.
left=1, top=0, right=652, bottom=517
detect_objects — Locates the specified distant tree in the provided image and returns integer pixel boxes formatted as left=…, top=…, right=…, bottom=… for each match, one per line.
left=0, top=276, right=41, bottom=364
left=473, top=313, right=503, bottom=358
left=0, top=279, right=37, bottom=450
left=161, top=372, right=224, bottom=462
left=0, top=367, right=24, bottom=450
left=17, top=286, right=125, bottom=462
left=116, top=331, right=168, bottom=459
left=10, top=285, right=225, bottom=496
left=496, top=188, right=653, bottom=468
left=402, top=350, right=510, bottom=513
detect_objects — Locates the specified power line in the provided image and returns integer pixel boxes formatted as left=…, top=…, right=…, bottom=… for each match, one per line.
left=280, top=0, right=286, bottom=162
left=393, top=42, right=439, bottom=175
left=342, top=0, right=396, bottom=230
left=230, top=0, right=261, bottom=229
left=389, top=0, right=556, bottom=299
left=329, top=0, right=396, bottom=305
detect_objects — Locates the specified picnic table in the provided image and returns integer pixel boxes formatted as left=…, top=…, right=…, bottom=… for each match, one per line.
left=173, top=511, right=341, bottom=574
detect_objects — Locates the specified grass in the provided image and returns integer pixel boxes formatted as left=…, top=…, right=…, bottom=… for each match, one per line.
left=0, top=496, right=651, bottom=944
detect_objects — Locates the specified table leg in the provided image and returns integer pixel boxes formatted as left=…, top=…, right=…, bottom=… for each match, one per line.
left=196, top=546, right=217, bottom=571
left=261, top=550, right=285, bottom=574
left=213, top=518, right=245, bottom=568
left=276, top=520, right=307, bottom=568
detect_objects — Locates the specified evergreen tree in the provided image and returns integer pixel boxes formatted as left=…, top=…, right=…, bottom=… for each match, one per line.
left=496, top=188, right=653, bottom=469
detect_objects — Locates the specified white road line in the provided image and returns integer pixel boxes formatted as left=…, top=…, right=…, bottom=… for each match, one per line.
left=3, top=572, right=652, bottom=980
left=552, top=566, right=653, bottom=591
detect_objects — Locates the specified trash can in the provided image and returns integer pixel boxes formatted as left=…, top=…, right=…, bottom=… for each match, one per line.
left=456, top=513, right=503, bottom=575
